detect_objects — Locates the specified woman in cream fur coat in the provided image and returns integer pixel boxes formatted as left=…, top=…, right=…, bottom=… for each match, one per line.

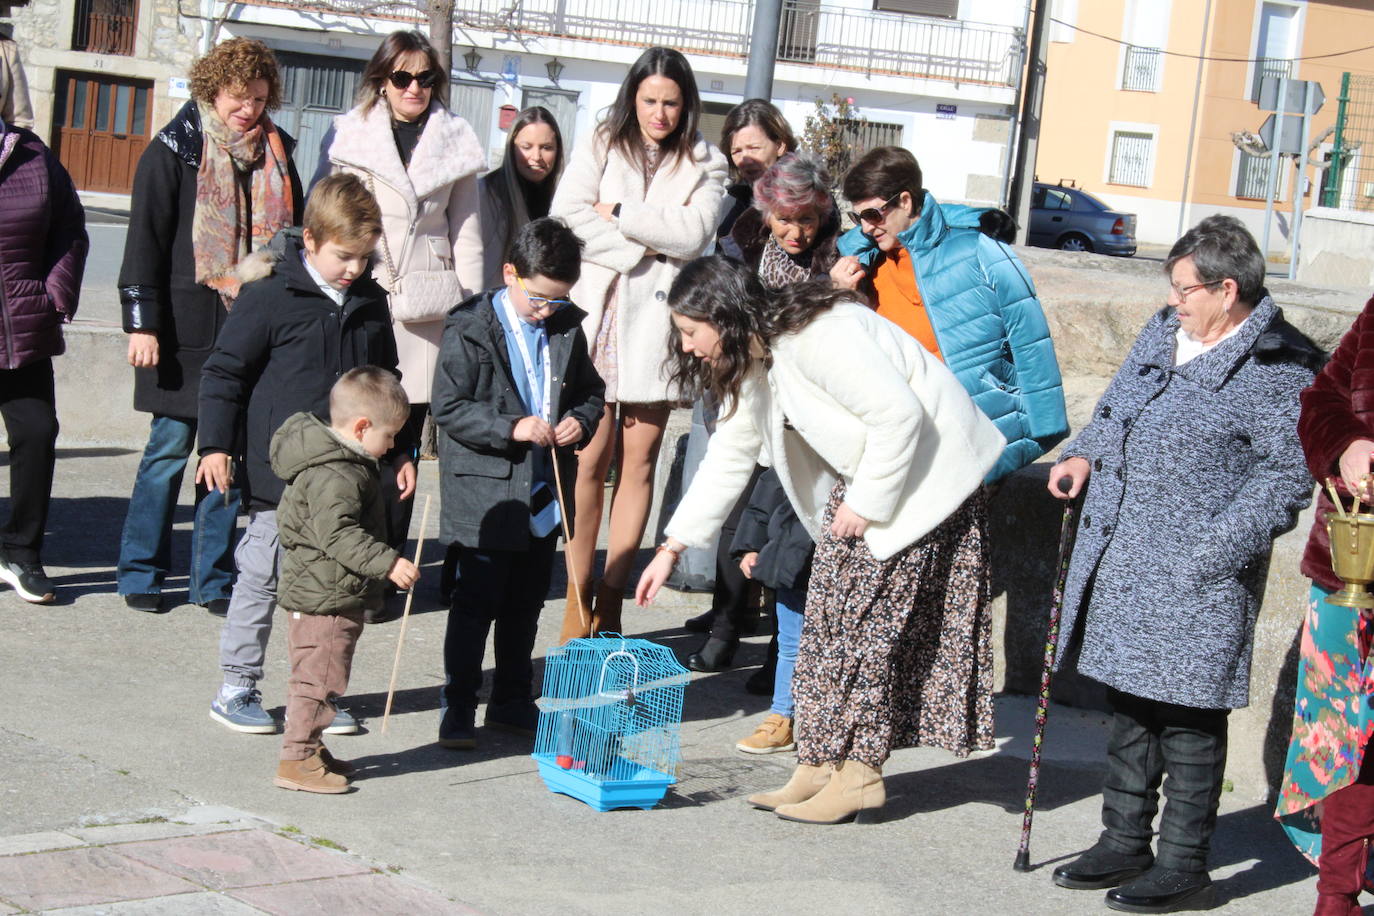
left=637, top=257, right=1006, bottom=826
left=550, top=47, right=727, bottom=640
left=313, top=30, right=485, bottom=556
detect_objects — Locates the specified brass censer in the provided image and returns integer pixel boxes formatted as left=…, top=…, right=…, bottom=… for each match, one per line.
left=1327, top=477, right=1374, bottom=609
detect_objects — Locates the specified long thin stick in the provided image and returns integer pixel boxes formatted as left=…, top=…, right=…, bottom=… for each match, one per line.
left=1014, top=476, right=1081, bottom=872
left=382, top=493, right=432, bottom=735
left=551, top=446, right=591, bottom=639
left=1327, top=478, right=1349, bottom=520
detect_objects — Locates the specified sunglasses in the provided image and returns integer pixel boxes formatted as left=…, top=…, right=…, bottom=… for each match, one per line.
left=388, top=69, right=439, bottom=91
left=848, top=192, right=904, bottom=227
left=516, top=271, right=573, bottom=313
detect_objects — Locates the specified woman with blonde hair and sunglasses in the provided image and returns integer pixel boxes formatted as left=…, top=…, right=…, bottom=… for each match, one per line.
left=313, top=29, right=485, bottom=579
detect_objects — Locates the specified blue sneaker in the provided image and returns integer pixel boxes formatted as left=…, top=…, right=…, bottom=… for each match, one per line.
left=210, top=688, right=277, bottom=734
left=323, top=701, right=359, bottom=735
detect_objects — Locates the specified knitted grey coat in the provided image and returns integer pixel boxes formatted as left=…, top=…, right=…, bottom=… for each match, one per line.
left=1053, top=298, right=1322, bottom=709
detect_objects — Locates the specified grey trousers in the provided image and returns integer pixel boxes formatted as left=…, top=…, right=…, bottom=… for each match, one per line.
left=219, top=509, right=280, bottom=687
left=1100, top=687, right=1230, bottom=873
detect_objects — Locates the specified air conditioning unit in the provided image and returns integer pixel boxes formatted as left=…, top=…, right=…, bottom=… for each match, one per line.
left=1363, top=182, right=1374, bottom=199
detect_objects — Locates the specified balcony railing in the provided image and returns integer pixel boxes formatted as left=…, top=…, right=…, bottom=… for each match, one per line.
left=267, top=0, right=1021, bottom=88
left=1120, top=45, right=1160, bottom=92
left=72, top=0, right=137, bottom=56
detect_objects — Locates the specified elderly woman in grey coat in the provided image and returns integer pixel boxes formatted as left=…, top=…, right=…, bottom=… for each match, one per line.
left=1045, top=215, right=1322, bottom=914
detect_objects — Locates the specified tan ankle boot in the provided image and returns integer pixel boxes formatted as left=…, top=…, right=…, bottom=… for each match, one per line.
left=591, top=580, right=624, bottom=636
left=747, top=763, right=832, bottom=811
left=274, top=751, right=350, bottom=794
left=558, top=579, right=595, bottom=643
left=774, top=759, right=884, bottom=824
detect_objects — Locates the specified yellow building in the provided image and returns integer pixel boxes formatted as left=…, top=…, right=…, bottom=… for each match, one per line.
left=1037, top=0, right=1374, bottom=250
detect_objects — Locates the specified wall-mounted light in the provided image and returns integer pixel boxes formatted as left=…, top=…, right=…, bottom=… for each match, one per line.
left=463, top=47, right=482, bottom=73
left=545, top=57, right=565, bottom=84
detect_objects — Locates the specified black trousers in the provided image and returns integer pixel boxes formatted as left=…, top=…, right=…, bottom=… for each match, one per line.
left=381, top=403, right=428, bottom=550
left=708, top=465, right=766, bottom=643
left=0, top=359, right=58, bottom=562
left=442, top=533, right=558, bottom=711
left=1100, top=687, right=1230, bottom=873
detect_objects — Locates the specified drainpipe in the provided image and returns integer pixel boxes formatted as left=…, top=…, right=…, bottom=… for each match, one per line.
left=744, top=0, right=784, bottom=101
left=1175, top=0, right=1213, bottom=238
left=1000, top=0, right=1033, bottom=209
left=199, top=0, right=217, bottom=55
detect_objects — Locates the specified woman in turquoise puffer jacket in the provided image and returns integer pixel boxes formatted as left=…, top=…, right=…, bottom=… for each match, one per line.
left=832, top=147, right=1067, bottom=483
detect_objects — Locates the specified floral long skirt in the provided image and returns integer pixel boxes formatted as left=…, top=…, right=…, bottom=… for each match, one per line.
left=792, top=483, right=995, bottom=768
left=1275, top=582, right=1374, bottom=865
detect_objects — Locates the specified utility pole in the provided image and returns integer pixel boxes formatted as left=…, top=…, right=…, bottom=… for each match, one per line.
left=1009, top=0, right=1050, bottom=244
left=744, top=0, right=784, bottom=101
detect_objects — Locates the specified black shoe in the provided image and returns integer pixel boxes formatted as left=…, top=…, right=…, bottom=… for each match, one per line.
left=683, top=610, right=715, bottom=633
left=1053, top=843, right=1154, bottom=890
left=745, top=662, right=777, bottom=695
left=438, top=706, right=477, bottom=750
left=1105, top=866, right=1213, bottom=913
left=686, top=637, right=738, bottom=673
left=204, top=598, right=230, bottom=617
left=124, top=593, right=166, bottom=614
left=485, top=700, right=539, bottom=737
left=0, top=551, right=55, bottom=604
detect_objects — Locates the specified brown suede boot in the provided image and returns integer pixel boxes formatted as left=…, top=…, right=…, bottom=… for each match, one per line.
left=774, top=759, right=884, bottom=824
left=274, top=751, right=350, bottom=794
left=318, top=745, right=355, bottom=776
left=591, top=580, right=624, bottom=636
left=558, top=579, right=595, bottom=643
left=747, top=763, right=832, bottom=811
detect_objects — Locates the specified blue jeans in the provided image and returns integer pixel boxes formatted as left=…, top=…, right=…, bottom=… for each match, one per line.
left=117, top=414, right=240, bottom=604
left=771, top=586, right=804, bottom=719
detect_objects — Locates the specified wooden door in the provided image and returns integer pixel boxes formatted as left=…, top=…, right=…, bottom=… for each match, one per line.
left=52, top=71, right=152, bottom=194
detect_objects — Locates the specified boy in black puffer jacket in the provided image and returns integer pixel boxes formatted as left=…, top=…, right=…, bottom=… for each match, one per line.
left=198, top=174, right=411, bottom=737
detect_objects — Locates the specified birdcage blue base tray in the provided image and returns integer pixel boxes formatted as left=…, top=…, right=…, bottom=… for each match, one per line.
left=532, top=753, right=674, bottom=811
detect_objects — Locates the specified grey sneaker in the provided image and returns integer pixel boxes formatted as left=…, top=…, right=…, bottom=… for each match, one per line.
left=210, top=688, right=278, bottom=734
left=323, top=701, right=359, bottom=735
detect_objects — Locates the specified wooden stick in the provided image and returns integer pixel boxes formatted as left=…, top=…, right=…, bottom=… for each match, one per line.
left=1327, top=478, right=1349, bottom=519
left=382, top=493, right=432, bottom=735
left=551, top=445, right=591, bottom=639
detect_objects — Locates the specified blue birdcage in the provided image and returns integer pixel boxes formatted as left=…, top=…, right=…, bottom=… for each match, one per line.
left=532, top=634, right=691, bottom=811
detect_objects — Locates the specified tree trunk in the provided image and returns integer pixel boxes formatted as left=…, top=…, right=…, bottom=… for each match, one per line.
left=427, top=0, right=454, bottom=79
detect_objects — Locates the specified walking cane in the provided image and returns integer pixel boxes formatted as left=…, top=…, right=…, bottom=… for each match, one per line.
left=381, top=493, right=432, bottom=735
left=550, top=444, right=592, bottom=638
left=1013, top=475, right=1080, bottom=872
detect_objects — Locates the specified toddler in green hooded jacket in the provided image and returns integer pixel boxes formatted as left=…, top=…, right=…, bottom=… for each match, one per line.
left=269, top=367, right=419, bottom=793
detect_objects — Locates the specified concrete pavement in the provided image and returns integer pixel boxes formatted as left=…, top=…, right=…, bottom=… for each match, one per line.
left=0, top=449, right=1323, bottom=914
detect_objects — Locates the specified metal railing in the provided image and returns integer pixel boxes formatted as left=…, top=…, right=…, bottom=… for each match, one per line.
left=254, top=0, right=1021, bottom=88
left=72, top=0, right=136, bottom=56
left=1251, top=57, right=1292, bottom=103
left=1322, top=72, right=1374, bottom=213
left=1120, top=45, right=1160, bottom=92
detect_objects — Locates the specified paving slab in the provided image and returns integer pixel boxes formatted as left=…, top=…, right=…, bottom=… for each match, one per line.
left=228, top=873, right=476, bottom=915
left=113, top=830, right=371, bottom=891
left=44, top=892, right=266, bottom=915
left=0, top=846, right=198, bottom=911
left=0, top=832, right=83, bottom=856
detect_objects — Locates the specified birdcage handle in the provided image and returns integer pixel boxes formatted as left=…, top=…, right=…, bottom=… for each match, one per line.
left=596, top=648, right=641, bottom=699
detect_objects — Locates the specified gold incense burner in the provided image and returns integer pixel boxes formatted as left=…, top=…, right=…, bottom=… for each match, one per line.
left=1328, top=512, right=1374, bottom=609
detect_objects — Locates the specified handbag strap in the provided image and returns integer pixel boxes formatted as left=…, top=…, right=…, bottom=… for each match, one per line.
left=366, top=173, right=399, bottom=288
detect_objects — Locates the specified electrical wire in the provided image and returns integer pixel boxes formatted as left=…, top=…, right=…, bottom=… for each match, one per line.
left=1049, top=16, right=1374, bottom=64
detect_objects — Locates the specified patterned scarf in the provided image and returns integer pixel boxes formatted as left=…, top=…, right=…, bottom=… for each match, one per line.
left=192, top=102, right=294, bottom=304
left=757, top=234, right=814, bottom=290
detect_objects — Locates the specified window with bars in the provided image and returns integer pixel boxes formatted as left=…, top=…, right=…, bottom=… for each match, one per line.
left=71, top=0, right=136, bottom=56
left=1235, top=151, right=1281, bottom=200
left=1121, top=46, right=1161, bottom=92
left=836, top=118, right=904, bottom=156
left=1108, top=130, right=1153, bottom=186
